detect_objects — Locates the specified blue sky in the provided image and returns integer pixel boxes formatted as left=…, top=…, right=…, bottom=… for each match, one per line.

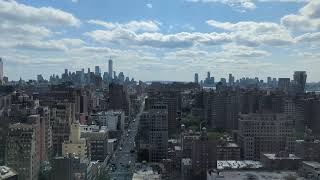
left=1, top=0, right=320, bottom=82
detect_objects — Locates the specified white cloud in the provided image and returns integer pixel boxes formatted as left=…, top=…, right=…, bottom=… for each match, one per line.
left=85, top=18, right=296, bottom=49
left=185, top=0, right=256, bottom=10
left=206, top=20, right=295, bottom=46
left=281, top=14, right=320, bottom=32
left=295, top=32, right=320, bottom=42
left=0, top=22, right=52, bottom=40
left=146, top=3, right=153, bottom=8
left=11, top=38, right=85, bottom=52
left=87, top=20, right=160, bottom=32
left=300, top=0, right=320, bottom=18
left=258, top=0, right=309, bottom=2
left=186, top=0, right=311, bottom=12
left=71, top=0, right=79, bottom=3
left=85, top=29, right=236, bottom=49
left=281, top=0, right=320, bottom=32
left=87, top=20, right=118, bottom=29
left=125, top=21, right=160, bottom=32
left=0, top=0, right=81, bottom=27
left=221, top=44, right=271, bottom=58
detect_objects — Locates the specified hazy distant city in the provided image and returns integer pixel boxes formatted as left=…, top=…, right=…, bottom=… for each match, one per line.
left=1, top=0, right=320, bottom=180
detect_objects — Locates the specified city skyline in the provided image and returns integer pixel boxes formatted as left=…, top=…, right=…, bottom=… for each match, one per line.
left=1, top=0, right=320, bottom=82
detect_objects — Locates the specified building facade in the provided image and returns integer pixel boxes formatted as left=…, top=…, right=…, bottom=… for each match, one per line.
left=238, top=113, right=295, bottom=160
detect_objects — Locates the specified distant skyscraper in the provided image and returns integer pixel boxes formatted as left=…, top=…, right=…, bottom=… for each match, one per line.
left=194, top=73, right=199, bottom=84
left=0, top=58, right=3, bottom=84
left=207, top=71, right=210, bottom=79
left=109, top=59, right=113, bottom=79
left=220, top=78, right=227, bottom=84
left=228, top=74, right=234, bottom=86
left=293, top=71, right=307, bottom=94
left=267, top=77, right=272, bottom=86
left=95, top=66, right=101, bottom=76
left=278, top=78, right=291, bottom=92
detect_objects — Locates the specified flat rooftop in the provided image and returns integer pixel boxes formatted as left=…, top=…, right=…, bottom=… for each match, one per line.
left=217, top=160, right=263, bottom=170
left=0, top=166, right=17, bottom=179
left=132, top=170, right=161, bottom=180
left=181, top=158, right=191, bottom=166
left=302, top=161, right=320, bottom=168
left=263, top=153, right=301, bottom=160
left=209, top=171, right=306, bottom=180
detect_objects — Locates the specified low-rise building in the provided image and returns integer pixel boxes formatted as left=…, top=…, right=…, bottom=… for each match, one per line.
left=132, top=169, right=161, bottom=180
left=208, top=171, right=303, bottom=180
left=261, top=152, right=302, bottom=170
left=96, top=111, right=125, bottom=131
left=217, top=140, right=240, bottom=160
left=62, top=122, right=89, bottom=163
left=295, top=129, right=320, bottom=162
left=181, top=158, right=192, bottom=180
left=238, top=113, right=295, bottom=160
left=107, top=138, right=117, bottom=155
left=299, top=161, right=320, bottom=180
left=0, top=166, right=18, bottom=180
left=51, top=155, right=88, bottom=180
left=81, top=132, right=108, bottom=161
left=217, top=160, right=263, bottom=170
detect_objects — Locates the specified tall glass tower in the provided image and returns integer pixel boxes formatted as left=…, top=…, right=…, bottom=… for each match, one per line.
left=108, top=59, right=113, bottom=79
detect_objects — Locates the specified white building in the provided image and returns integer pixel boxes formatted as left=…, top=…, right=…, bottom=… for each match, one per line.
left=80, top=124, right=100, bottom=134
left=132, top=169, right=161, bottom=180
left=97, top=110, right=125, bottom=131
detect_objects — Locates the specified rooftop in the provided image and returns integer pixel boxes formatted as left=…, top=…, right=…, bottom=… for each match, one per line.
left=263, top=153, right=301, bottom=160
left=108, top=138, right=117, bottom=143
left=302, top=161, right=320, bottom=168
left=208, top=171, right=305, bottom=180
left=217, top=160, right=263, bottom=170
left=0, top=166, right=17, bottom=179
left=218, top=142, right=239, bottom=148
left=132, top=169, right=161, bottom=180
left=182, top=158, right=192, bottom=166
left=174, top=146, right=182, bottom=151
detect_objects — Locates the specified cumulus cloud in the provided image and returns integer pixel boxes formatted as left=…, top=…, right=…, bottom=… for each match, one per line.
left=85, top=18, right=296, bottom=49
left=0, top=0, right=81, bottom=27
left=11, top=38, right=85, bottom=52
left=258, top=0, right=309, bottom=2
left=221, top=44, right=271, bottom=58
left=0, top=23, right=52, bottom=40
left=295, top=32, right=320, bottom=42
left=300, top=0, right=320, bottom=18
left=186, top=0, right=311, bottom=13
left=85, top=28, right=237, bottom=49
left=281, top=0, right=320, bottom=32
left=185, top=0, right=256, bottom=11
left=206, top=20, right=295, bottom=46
left=88, top=20, right=160, bottom=32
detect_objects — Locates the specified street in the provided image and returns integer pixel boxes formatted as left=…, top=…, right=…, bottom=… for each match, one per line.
left=106, top=97, right=145, bottom=180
